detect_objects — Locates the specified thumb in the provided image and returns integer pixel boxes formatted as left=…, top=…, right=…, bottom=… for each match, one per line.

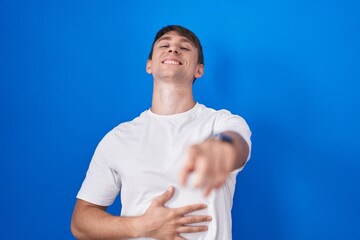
left=152, top=186, right=175, bottom=206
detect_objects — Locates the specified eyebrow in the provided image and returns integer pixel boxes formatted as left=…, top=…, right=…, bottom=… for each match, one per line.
left=155, top=36, right=193, bottom=45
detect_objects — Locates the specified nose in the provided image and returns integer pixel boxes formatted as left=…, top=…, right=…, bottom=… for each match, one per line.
left=168, top=45, right=180, bottom=54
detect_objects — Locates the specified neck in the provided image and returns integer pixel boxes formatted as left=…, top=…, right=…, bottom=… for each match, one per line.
left=150, top=80, right=196, bottom=115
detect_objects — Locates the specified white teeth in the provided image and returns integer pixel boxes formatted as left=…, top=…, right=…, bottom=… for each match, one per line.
left=163, top=60, right=180, bottom=65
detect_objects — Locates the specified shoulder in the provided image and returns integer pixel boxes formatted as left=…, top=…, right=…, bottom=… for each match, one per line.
left=98, top=110, right=149, bottom=147
left=198, top=103, right=251, bottom=135
left=114, top=110, right=149, bottom=132
left=197, top=103, right=243, bottom=120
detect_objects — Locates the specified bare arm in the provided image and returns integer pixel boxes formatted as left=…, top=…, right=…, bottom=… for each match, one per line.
left=220, top=131, right=250, bottom=170
left=179, top=131, right=250, bottom=196
left=71, top=199, right=138, bottom=239
left=71, top=187, right=211, bottom=240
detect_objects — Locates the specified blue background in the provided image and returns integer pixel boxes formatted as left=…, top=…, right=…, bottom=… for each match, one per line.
left=1, top=0, right=359, bottom=239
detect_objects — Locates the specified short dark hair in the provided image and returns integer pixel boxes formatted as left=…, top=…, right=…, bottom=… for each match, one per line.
left=148, top=25, right=204, bottom=65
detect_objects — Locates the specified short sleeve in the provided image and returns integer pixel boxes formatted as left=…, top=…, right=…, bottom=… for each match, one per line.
left=76, top=137, right=121, bottom=206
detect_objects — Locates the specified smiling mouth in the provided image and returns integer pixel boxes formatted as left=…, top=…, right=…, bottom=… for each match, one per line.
left=162, top=59, right=182, bottom=65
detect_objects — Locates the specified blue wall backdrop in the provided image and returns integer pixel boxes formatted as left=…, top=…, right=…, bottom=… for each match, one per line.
left=1, top=0, right=359, bottom=239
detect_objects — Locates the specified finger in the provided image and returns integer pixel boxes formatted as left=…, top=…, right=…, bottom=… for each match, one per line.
left=178, top=215, right=212, bottom=225
left=213, top=174, right=227, bottom=188
left=202, top=174, right=217, bottom=197
left=203, top=171, right=229, bottom=197
left=179, top=146, right=198, bottom=186
left=153, top=186, right=175, bottom=206
left=202, top=173, right=222, bottom=197
left=175, top=236, right=186, bottom=240
left=177, top=225, right=209, bottom=233
left=203, top=186, right=212, bottom=197
left=201, top=144, right=225, bottom=196
left=176, top=203, right=207, bottom=216
left=217, top=149, right=229, bottom=184
left=204, top=156, right=229, bottom=196
left=193, top=155, right=209, bottom=188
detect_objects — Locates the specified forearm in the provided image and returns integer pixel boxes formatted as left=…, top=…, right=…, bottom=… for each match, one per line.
left=71, top=199, right=141, bottom=240
left=221, top=131, right=250, bottom=170
left=71, top=190, right=211, bottom=240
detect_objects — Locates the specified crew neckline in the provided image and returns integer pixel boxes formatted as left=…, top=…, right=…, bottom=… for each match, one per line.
left=147, top=103, right=201, bottom=120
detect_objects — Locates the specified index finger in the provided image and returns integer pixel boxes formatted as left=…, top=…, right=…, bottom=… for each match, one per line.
left=176, top=203, right=208, bottom=216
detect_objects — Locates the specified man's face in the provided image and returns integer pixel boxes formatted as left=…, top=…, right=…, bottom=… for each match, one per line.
left=146, top=31, right=204, bottom=84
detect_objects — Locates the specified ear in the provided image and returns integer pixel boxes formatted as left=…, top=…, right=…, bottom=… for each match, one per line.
left=146, top=59, right=152, bottom=74
left=194, top=64, right=204, bottom=79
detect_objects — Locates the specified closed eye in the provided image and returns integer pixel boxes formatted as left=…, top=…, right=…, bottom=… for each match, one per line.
left=180, top=47, right=190, bottom=51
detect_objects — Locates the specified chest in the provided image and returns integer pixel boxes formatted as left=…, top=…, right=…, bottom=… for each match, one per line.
left=111, top=118, right=215, bottom=189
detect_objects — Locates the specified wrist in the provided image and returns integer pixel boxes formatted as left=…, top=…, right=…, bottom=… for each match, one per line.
left=211, top=133, right=238, bottom=170
left=119, top=215, right=144, bottom=239
left=211, top=133, right=234, bottom=144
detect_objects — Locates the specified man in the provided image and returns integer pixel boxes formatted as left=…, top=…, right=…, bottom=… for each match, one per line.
left=71, top=25, right=251, bottom=240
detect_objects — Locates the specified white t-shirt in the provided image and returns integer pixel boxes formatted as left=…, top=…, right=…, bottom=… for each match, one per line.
left=77, top=103, right=252, bottom=240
